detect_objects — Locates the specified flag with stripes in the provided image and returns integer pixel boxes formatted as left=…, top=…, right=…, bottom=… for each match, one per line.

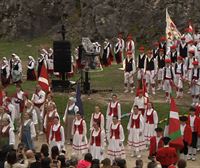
left=38, top=63, right=50, bottom=92
left=168, top=97, right=184, bottom=149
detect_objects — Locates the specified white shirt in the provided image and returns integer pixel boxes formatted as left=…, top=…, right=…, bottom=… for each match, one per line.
left=90, top=112, right=105, bottom=130
left=133, top=96, right=146, bottom=109
left=109, top=123, right=124, bottom=142
left=63, top=103, right=79, bottom=122
left=72, top=119, right=87, bottom=136
left=180, top=124, right=186, bottom=136
left=189, top=115, right=196, bottom=132
left=31, top=90, right=46, bottom=104
left=106, top=101, right=121, bottom=120
left=162, top=66, right=175, bottom=79
left=49, top=124, right=65, bottom=146
left=90, top=129, right=105, bottom=148
left=27, top=60, right=35, bottom=70
left=127, top=113, right=144, bottom=132
left=26, top=106, right=38, bottom=125
left=44, top=110, right=59, bottom=129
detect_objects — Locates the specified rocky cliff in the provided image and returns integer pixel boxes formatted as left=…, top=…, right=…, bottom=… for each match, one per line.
left=0, top=0, right=200, bottom=44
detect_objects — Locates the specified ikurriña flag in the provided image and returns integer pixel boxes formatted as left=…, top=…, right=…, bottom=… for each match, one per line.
left=38, top=63, right=50, bottom=92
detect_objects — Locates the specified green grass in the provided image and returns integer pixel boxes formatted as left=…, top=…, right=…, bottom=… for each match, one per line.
left=0, top=37, right=52, bottom=60
left=0, top=38, right=190, bottom=141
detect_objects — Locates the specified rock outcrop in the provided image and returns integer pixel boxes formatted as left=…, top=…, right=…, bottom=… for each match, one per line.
left=0, top=0, right=200, bottom=44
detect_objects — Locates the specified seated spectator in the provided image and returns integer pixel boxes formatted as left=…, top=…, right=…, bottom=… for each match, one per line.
left=77, top=153, right=92, bottom=168
left=177, top=159, right=187, bottom=168
left=91, top=159, right=100, bottom=168
left=101, top=158, right=111, bottom=168
left=26, top=150, right=35, bottom=165
left=135, top=159, right=143, bottom=168
left=40, top=144, right=49, bottom=159
left=4, top=150, right=29, bottom=168
left=50, top=146, right=61, bottom=168
left=41, top=157, right=51, bottom=168
left=30, top=152, right=41, bottom=168
left=113, top=158, right=126, bottom=168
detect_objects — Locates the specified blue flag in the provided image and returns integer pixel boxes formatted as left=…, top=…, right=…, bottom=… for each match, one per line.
left=75, top=83, right=84, bottom=116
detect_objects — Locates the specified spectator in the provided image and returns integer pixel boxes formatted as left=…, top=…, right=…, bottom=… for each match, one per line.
left=30, top=152, right=41, bottom=168
left=101, top=158, right=111, bottom=168
left=4, top=150, right=28, bottom=168
left=177, top=159, right=187, bottom=168
left=26, top=150, right=36, bottom=165
left=50, top=146, right=61, bottom=168
left=57, top=154, right=67, bottom=168
left=114, top=158, right=126, bottom=168
left=135, top=159, right=143, bottom=168
left=77, top=153, right=92, bottom=168
left=41, top=157, right=51, bottom=168
left=91, top=159, right=100, bottom=168
left=40, top=144, right=49, bottom=159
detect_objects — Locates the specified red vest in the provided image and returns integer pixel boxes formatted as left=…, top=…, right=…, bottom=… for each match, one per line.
left=90, top=129, right=101, bottom=146
left=131, top=114, right=140, bottom=128
left=109, top=102, right=118, bottom=116
left=149, top=136, right=164, bottom=156
left=110, top=123, right=120, bottom=139
left=93, top=113, right=101, bottom=125
left=146, top=110, right=154, bottom=124
left=183, top=124, right=192, bottom=145
left=50, top=125, right=62, bottom=141
left=74, top=119, right=84, bottom=134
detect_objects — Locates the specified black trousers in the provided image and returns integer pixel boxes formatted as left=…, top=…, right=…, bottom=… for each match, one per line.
left=180, top=140, right=188, bottom=155
left=191, top=132, right=198, bottom=148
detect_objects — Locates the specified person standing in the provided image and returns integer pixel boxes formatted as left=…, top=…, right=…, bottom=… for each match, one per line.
left=107, top=115, right=125, bottom=162
left=106, top=94, right=121, bottom=133
left=156, top=137, right=178, bottom=168
left=90, top=105, right=105, bottom=131
left=31, top=85, right=46, bottom=135
left=156, top=49, right=166, bottom=90
left=137, top=46, right=146, bottom=82
left=149, top=127, right=164, bottom=158
left=1, top=58, right=10, bottom=87
left=123, top=50, right=136, bottom=93
left=125, top=34, right=135, bottom=60
left=144, top=50, right=157, bottom=95
left=49, top=116, right=65, bottom=151
left=114, top=33, right=125, bottom=64
left=178, top=37, right=188, bottom=59
left=89, top=121, right=105, bottom=161
left=144, top=102, right=158, bottom=147
left=187, top=106, right=200, bottom=161
left=179, top=116, right=192, bottom=160
left=72, top=112, right=88, bottom=156
left=162, top=59, right=175, bottom=102
left=0, top=117, right=15, bottom=149
left=27, top=56, right=36, bottom=81
left=44, top=102, right=59, bottom=143
left=63, top=97, right=79, bottom=144
left=11, top=55, right=22, bottom=84
left=127, top=105, right=145, bottom=158
left=174, top=56, right=185, bottom=98
left=19, top=112, right=36, bottom=150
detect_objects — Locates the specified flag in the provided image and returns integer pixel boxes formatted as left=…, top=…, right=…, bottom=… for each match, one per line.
left=38, top=63, right=50, bottom=92
left=168, top=97, right=184, bottom=150
left=75, top=83, right=84, bottom=116
left=166, top=8, right=181, bottom=41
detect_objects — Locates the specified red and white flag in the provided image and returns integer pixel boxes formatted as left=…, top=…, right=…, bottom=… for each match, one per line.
left=188, top=20, right=194, bottom=33
left=165, top=97, right=184, bottom=150
left=166, top=8, right=181, bottom=41
left=38, top=63, right=50, bottom=92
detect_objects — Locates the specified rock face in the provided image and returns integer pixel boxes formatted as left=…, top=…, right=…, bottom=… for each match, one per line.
left=0, top=0, right=200, bottom=43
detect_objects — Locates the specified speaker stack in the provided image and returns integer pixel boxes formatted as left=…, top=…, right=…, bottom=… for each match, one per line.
left=52, top=41, right=72, bottom=92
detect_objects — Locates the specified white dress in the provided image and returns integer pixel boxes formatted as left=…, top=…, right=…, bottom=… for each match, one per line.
left=144, top=109, right=158, bottom=145
left=127, top=113, right=145, bottom=152
left=89, top=129, right=105, bottom=161
left=72, top=119, right=88, bottom=155
left=107, top=123, right=125, bottom=161
left=49, top=124, right=65, bottom=151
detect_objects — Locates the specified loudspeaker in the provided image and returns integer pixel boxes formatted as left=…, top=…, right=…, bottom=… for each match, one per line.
left=53, top=41, right=71, bottom=72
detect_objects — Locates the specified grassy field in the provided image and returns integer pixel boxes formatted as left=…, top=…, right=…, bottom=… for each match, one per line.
left=0, top=38, right=190, bottom=140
